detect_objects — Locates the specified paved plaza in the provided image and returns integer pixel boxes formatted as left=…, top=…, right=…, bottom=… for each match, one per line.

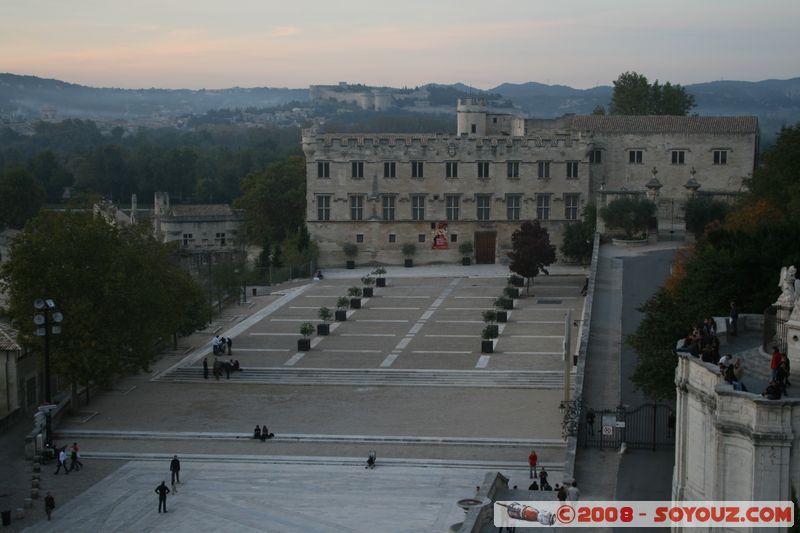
left=15, top=264, right=586, bottom=531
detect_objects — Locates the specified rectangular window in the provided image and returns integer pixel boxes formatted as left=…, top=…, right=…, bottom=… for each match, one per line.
left=671, top=150, right=685, bottom=165
left=451, top=233, right=458, bottom=243
left=418, top=233, right=426, bottom=243
left=506, top=195, right=521, bottom=221
left=477, top=195, right=491, bottom=221
left=382, top=195, right=395, bottom=221
left=215, top=232, right=226, bottom=246
left=538, top=161, right=550, bottom=178
left=536, top=194, right=551, bottom=220
left=411, top=160, right=424, bottom=178
left=316, top=195, right=331, bottom=221
left=351, top=161, right=364, bottom=178
left=411, top=195, right=426, bottom=221
left=628, top=150, right=643, bottom=164
left=350, top=195, right=364, bottom=221
left=471, top=124, right=477, bottom=134
left=477, top=161, right=490, bottom=178
left=446, top=195, right=460, bottom=221
left=564, top=194, right=579, bottom=220
left=356, top=234, right=364, bottom=243
left=507, top=161, right=520, bottom=178
left=384, top=161, right=396, bottom=178
left=589, top=150, right=602, bottom=164
left=713, top=150, right=728, bottom=165
left=446, top=161, right=458, bottom=178
left=317, top=161, right=330, bottom=178
left=566, top=161, right=579, bottom=178
left=388, top=233, right=396, bottom=243
left=182, top=233, right=193, bottom=247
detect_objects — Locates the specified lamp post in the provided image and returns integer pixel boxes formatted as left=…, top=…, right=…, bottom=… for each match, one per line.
left=34, top=298, right=63, bottom=445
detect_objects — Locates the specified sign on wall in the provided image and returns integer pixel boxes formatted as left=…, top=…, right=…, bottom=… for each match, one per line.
left=432, top=222, right=448, bottom=249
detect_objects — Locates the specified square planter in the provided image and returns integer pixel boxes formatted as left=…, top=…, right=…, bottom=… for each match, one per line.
left=317, top=323, right=330, bottom=336
left=404, top=259, right=413, bottom=268
left=335, top=310, right=347, bottom=321
left=496, top=311, right=508, bottom=323
left=297, top=338, right=311, bottom=351
left=462, top=257, right=471, bottom=266
left=505, top=288, right=520, bottom=299
left=363, top=287, right=374, bottom=298
left=512, top=276, right=525, bottom=288
left=481, top=340, right=494, bottom=354
left=346, top=260, right=355, bottom=270
left=350, top=298, right=362, bottom=309
left=376, top=277, right=386, bottom=287
left=485, top=324, right=499, bottom=338
left=500, top=300, right=514, bottom=310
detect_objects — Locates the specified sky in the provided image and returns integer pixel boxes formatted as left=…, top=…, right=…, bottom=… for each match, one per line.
left=0, top=0, right=798, bottom=90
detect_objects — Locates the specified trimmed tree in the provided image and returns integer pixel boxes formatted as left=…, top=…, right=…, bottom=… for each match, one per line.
left=507, top=220, right=556, bottom=296
left=684, top=196, right=730, bottom=239
left=600, top=196, right=656, bottom=239
left=560, top=203, right=596, bottom=265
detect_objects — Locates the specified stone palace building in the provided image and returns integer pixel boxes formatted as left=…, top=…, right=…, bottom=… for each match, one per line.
left=303, top=99, right=758, bottom=267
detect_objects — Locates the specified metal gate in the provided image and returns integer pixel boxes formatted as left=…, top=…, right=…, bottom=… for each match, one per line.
left=578, top=403, right=675, bottom=450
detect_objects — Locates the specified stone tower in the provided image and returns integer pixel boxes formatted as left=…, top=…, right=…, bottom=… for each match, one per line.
left=456, top=98, right=487, bottom=136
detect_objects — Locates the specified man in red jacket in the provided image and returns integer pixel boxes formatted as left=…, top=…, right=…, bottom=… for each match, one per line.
left=771, top=346, right=782, bottom=382
left=528, top=450, right=538, bottom=479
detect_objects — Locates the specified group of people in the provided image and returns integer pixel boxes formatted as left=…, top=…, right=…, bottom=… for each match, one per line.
left=678, top=317, right=722, bottom=363
left=763, top=346, right=792, bottom=399
left=717, top=353, right=747, bottom=391
left=211, top=335, right=233, bottom=355
left=253, top=425, right=274, bottom=441
left=53, top=442, right=83, bottom=475
left=203, top=357, right=241, bottom=379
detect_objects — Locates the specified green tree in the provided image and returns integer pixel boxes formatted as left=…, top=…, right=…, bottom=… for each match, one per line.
left=507, top=220, right=556, bottom=295
left=609, top=71, right=695, bottom=115
left=560, top=203, right=596, bottom=264
left=0, top=211, right=206, bottom=396
left=591, top=104, right=606, bottom=115
left=0, top=167, right=46, bottom=229
left=744, top=124, right=800, bottom=219
left=27, top=150, right=74, bottom=202
left=684, top=196, right=730, bottom=239
left=600, top=196, right=656, bottom=239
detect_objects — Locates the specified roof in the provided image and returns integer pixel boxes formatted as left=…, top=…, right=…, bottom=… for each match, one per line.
left=167, top=205, right=242, bottom=218
left=0, top=322, right=21, bottom=351
left=568, top=115, right=759, bottom=134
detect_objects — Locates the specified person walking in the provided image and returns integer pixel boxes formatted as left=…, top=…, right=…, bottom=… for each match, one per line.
left=68, top=442, right=83, bottom=472
left=528, top=449, right=538, bottom=479
left=203, top=358, right=209, bottom=379
left=155, top=481, right=170, bottom=513
left=170, top=455, right=181, bottom=486
left=44, top=492, right=55, bottom=521
left=54, top=447, right=69, bottom=475
left=729, top=301, right=739, bottom=336
left=538, top=467, right=548, bottom=491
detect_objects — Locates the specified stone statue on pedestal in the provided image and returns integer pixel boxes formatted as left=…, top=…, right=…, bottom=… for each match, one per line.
left=776, top=266, right=797, bottom=307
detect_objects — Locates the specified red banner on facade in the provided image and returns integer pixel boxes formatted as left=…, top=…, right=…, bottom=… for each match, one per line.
left=432, top=222, right=448, bottom=249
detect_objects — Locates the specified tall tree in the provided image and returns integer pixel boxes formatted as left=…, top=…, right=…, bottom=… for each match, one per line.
left=560, top=203, right=597, bottom=264
left=609, top=71, right=695, bottom=115
left=0, top=167, right=46, bottom=229
left=507, top=220, right=556, bottom=295
left=600, top=196, right=656, bottom=239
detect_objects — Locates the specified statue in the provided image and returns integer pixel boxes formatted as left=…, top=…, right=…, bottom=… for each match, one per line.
left=777, top=266, right=797, bottom=307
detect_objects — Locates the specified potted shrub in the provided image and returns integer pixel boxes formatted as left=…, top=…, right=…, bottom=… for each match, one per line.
left=343, top=243, right=358, bottom=269
left=482, top=309, right=499, bottom=338
left=348, top=286, right=363, bottom=309
left=401, top=242, right=416, bottom=267
left=495, top=295, right=514, bottom=311
left=481, top=325, right=497, bottom=354
left=317, top=306, right=332, bottom=335
left=504, top=285, right=520, bottom=300
left=298, top=322, right=314, bottom=351
left=459, top=241, right=474, bottom=266
left=335, top=297, right=349, bottom=321
left=361, top=275, right=375, bottom=298
left=372, top=267, right=387, bottom=287
left=509, top=274, right=525, bottom=288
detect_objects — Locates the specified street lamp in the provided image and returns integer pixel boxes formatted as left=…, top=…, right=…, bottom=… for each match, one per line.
left=34, top=298, right=63, bottom=445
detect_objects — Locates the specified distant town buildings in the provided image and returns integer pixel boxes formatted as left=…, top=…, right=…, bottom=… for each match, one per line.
left=303, top=98, right=759, bottom=267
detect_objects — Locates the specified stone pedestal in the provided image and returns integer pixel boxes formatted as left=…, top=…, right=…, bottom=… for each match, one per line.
left=785, top=318, right=800, bottom=372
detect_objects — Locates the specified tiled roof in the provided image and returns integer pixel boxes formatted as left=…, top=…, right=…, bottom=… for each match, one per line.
left=0, top=322, right=21, bottom=351
left=569, top=115, right=759, bottom=134
left=168, top=205, right=241, bottom=218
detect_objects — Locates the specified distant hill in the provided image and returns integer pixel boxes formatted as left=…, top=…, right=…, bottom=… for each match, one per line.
left=0, top=73, right=308, bottom=119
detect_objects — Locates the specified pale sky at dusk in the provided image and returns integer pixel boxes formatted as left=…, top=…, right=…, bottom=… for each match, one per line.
left=1, top=0, right=798, bottom=90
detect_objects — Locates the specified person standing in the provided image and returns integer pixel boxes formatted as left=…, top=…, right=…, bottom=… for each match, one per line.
left=729, top=301, right=739, bottom=337
left=44, top=492, right=55, bottom=521
left=155, top=481, right=170, bottom=513
left=170, top=455, right=181, bottom=485
left=212, top=335, right=220, bottom=355
left=771, top=346, right=782, bottom=381
left=226, top=336, right=232, bottom=354
left=54, top=447, right=69, bottom=475
left=68, top=442, right=83, bottom=471
left=528, top=450, right=538, bottom=479
left=203, top=358, right=209, bottom=379
left=538, top=467, right=548, bottom=491
left=567, top=481, right=581, bottom=502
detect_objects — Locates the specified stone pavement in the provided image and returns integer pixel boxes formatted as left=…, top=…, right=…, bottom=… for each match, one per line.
left=6, top=263, right=587, bottom=531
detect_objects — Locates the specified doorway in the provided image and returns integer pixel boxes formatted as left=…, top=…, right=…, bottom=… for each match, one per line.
left=474, top=232, right=496, bottom=264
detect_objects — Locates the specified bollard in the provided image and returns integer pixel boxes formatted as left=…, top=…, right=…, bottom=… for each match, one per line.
left=31, top=480, right=39, bottom=489
left=32, top=463, right=41, bottom=473
left=1, top=510, right=10, bottom=526
left=30, top=488, right=39, bottom=499
left=14, top=508, right=23, bottom=520
left=23, top=499, right=32, bottom=510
